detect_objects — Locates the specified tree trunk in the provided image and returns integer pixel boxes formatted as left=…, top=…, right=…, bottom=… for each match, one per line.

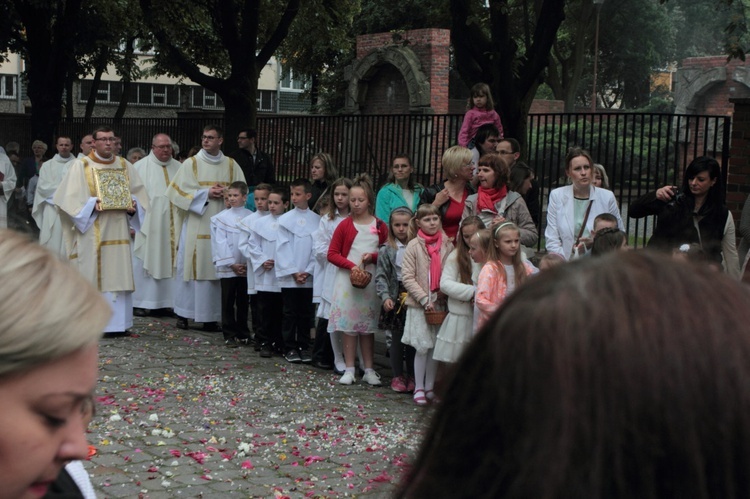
left=16, top=0, right=83, bottom=145
left=85, top=48, right=110, bottom=123
left=220, top=76, right=258, bottom=154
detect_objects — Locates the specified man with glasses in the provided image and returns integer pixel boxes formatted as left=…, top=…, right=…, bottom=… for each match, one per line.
left=132, top=133, right=182, bottom=318
left=167, top=125, right=246, bottom=332
left=500, top=136, right=541, bottom=227
left=54, top=126, right=149, bottom=336
left=230, top=129, right=274, bottom=209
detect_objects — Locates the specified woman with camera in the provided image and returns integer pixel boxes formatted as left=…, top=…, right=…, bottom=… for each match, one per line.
left=629, top=156, right=740, bottom=278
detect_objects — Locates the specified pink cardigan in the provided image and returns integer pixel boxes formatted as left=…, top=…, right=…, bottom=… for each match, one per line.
left=327, top=216, right=388, bottom=270
left=458, top=108, right=504, bottom=147
left=475, top=260, right=534, bottom=328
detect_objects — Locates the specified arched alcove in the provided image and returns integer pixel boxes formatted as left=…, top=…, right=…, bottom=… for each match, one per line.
left=345, top=46, right=432, bottom=114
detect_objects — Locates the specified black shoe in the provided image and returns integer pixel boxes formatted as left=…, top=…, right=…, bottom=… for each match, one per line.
left=175, top=317, right=188, bottom=330
left=106, top=331, right=132, bottom=338
left=133, top=308, right=149, bottom=317
left=153, top=308, right=174, bottom=318
left=299, top=349, right=312, bottom=363
left=285, top=349, right=302, bottom=363
left=259, top=344, right=273, bottom=358
left=202, top=322, right=222, bottom=332
left=312, top=360, right=333, bottom=370
left=224, top=338, right=239, bottom=348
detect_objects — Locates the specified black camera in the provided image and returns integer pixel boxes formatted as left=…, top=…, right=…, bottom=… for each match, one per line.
left=667, top=186, right=684, bottom=207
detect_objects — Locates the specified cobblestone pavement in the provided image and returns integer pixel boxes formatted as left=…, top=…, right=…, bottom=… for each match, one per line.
left=84, top=316, right=427, bottom=498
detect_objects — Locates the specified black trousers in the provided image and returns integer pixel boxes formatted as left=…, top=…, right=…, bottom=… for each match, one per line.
left=256, top=291, right=284, bottom=350
left=281, top=287, right=314, bottom=351
left=311, top=317, right=334, bottom=365
left=221, top=276, right=249, bottom=341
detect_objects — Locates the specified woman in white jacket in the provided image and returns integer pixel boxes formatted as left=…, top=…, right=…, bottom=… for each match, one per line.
left=545, top=147, right=623, bottom=259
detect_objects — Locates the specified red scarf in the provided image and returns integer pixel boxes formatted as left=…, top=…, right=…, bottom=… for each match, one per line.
left=476, top=185, right=508, bottom=213
left=418, top=229, right=443, bottom=292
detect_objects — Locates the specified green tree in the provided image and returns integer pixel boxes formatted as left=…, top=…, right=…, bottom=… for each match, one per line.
left=1, top=0, right=84, bottom=144
left=139, top=0, right=301, bottom=141
left=449, top=0, right=566, bottom=144
left=277, top=0, right=360, bottom=112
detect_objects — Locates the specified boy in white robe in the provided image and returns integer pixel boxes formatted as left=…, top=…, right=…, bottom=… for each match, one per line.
left=276, top=179, right=320, bottom=364
left=237, top=183, right=272, bottom=350
left=245, top=187, right=288, bottom=357
left=211, top=181, right=253, bottom=347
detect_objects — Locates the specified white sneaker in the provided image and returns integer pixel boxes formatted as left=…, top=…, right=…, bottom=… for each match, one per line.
left=362, top=370, right=382, bottom=386
left=339, top=371, right=356, bottom=385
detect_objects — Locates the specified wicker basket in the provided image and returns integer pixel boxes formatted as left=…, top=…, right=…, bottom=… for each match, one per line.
left=350, top=265, right=372, bottom=289
left=424, top=310, right=448, bottom=326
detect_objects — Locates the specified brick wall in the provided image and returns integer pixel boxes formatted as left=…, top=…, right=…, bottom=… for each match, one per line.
left=529, top=100, right=565, bottom=114
left=355, top=29, right=450, bottom=114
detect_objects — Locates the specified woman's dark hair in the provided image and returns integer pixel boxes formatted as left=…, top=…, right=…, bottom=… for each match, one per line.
left=477, top=153, right=510, bottom=189
left=385, top=154, right=419, bottom=190
left=508, top=162, right=533, bottom=193
left=681, top=156, right=725, bottom=208
left=397, top=251, right=750, bottom=499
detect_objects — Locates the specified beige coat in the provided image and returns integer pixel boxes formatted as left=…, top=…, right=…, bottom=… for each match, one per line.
left=401, top=233, right=454, bottom=308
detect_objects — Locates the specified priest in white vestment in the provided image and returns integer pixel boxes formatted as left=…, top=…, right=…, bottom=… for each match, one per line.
left=31, top=136, right=76, bottom=256
left=132, top=133, right=182, bottom=315
left=54, top=127, right=149, bottom=335
left=0, top=147, right=17, bottom=229
left=166, top=125, right=245, bottom=330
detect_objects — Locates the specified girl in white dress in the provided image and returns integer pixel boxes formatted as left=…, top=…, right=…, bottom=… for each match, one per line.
left=327, top=174, right=389, bottom=385
left=433, top=216, right=485, bottom=363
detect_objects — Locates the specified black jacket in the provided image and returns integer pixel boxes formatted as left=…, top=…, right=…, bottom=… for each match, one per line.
left=230, top=148, right=275, bottom=186
left=629, top=190, right=728, bottom=265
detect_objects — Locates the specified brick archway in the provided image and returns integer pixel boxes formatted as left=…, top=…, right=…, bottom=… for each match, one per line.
left=345, top=45, right=432, bottom=114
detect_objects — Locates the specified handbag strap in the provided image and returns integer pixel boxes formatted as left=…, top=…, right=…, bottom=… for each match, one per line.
left=574, top=199, right=595, bottom=246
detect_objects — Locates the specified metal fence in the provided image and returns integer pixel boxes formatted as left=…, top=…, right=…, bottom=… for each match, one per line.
left=0, top=111, right=730, bottom=247
left=527, top=112, right=731, bottom=247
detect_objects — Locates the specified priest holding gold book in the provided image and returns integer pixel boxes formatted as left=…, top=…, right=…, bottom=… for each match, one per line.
left=54, top=126, right=149, bottom=336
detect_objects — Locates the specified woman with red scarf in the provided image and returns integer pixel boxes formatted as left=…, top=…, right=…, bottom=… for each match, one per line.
left=462, top=154, right=537, bottom=248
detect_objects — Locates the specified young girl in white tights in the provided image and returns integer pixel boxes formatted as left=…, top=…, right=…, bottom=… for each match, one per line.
left=401, top=204, right=454, bottom=405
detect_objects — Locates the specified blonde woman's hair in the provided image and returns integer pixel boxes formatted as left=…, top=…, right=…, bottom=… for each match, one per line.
left=0, top=231, right=110, bottom=377
left=442, top=146, right=473, bottom=179
left=592, top=163, right=610, bottom=189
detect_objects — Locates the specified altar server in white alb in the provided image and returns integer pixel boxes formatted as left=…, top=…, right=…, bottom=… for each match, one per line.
left=0, top=147, right=17, bottom=229
left=31, top=135, right=76, bottom=257
left=53, top=126, right=149, bottom=336
left=243, top=187, right=288, bottom=357
left=211, top=181, right=253, bottom=347
left=166, top=125, right=245, bottom=331
left=237, top=183, right=272, bottom=350
left=131, top=133, right=183, bottom=316
left=276, top=178, right=320, bottom=364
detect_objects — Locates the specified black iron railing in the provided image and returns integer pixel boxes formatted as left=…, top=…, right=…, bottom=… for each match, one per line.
left=0, top=112, right=730, bottom=248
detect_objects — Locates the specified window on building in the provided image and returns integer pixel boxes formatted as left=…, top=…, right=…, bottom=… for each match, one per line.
left=280, top=71, right=306, bottom=92
left=0, top=75, right=17, bottom=99
left=79, top=80, right=180, bottom=107
left=257, top=90, right=275, bottom=112
left=191, top=87, right=224, bottom=109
